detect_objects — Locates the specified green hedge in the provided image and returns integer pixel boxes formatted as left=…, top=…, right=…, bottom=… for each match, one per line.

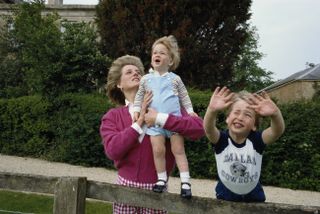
left=47, top=93, right=114, bottom=167
left=0, top=96, right=50, bottom=156
left=0, top=94, right=114, bottom=169
left=261, top=101, right=320, bottom=191
left=0, top=92, right=319, bottom=191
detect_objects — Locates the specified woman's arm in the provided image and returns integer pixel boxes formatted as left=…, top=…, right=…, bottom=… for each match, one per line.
left=100, top=109, right=140, bottom=161
left=165, top=113, right=204, bottom=140
left=144, top=108, right=205, bottom=141
left=100, top=92, right=153, bottom=161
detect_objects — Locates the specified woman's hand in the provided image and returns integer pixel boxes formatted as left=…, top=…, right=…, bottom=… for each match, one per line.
left=189, top=112, right=198, bottom=117
left=144, top=108, right=158, bottom=127
left=136, top=91, right=153, bottom=126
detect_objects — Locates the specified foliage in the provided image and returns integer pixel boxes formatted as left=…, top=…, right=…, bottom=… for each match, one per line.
left=261, top=100, right=320, bottom=191
left=96, top=0, right=251, bottom=90
left=48, top=93, right=114, bottom=167
left=9, top=0, right=63, bottom=97
left=232, top=26, right=274, bottom=92
left=45, top=21, right=108, bottom=98
left=1, top=92, right=320, bottom=191
left=0, top=1, right=109, bottom=99
left=0, top=94, right=115, bottom=168
left=0, top=96, right=51, bottom=157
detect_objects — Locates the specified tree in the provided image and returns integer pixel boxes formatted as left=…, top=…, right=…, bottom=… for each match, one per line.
left=0, top=0, right=108, bottom=99
left=0, top=11, right=27, bottom=98
left=96, top=0, right=251, bottom=90
left=232, top=26, right=274, bottom=92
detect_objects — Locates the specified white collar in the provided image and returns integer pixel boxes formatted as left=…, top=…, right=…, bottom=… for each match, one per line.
left=125, top=99, right=134, bottom=120
left=149, top=68, right=169, bottom=77
left=125, top=99, right=130, bottom=106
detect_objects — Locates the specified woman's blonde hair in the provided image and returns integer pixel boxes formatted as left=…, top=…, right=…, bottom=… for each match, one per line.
left=152, top=35, right=180, bottom=71
left=106, top=55, right=144, bottom=106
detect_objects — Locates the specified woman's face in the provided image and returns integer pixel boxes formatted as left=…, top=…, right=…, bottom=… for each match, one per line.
left=118, top=64, right=142, bottom=92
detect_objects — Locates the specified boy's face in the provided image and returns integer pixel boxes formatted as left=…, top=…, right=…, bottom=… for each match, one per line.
left=226, top=99, right=257, bottom=137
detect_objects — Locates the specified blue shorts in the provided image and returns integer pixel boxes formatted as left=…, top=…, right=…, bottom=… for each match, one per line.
left=146, top=126, right=174, bottom=138
left=215, top=181, right=266, bottom=202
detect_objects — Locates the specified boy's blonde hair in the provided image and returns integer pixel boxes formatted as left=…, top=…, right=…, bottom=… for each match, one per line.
left=228, top=90, right=261, bottom=128
left=152, top=35, right=180, bottom=71
left=106, top=55, right=145, bottom=106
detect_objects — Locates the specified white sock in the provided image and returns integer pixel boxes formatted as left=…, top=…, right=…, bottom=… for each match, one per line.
left=180, top=171, right=191, bottom=189
left=156, top=171, right=167, bottom=185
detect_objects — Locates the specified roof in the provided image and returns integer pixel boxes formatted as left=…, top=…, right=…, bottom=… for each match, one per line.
left=260, top=63, right=320, bottom=92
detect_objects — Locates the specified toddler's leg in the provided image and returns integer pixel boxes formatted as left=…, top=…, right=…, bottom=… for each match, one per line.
left=170, top=134, right=192, bottom=199
left=150, top=135, right=167, bottom=193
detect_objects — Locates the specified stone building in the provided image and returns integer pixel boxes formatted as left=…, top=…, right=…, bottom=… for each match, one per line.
left=260, top=64, right=320, bottom=104
left=0, top=0, right=96, bottom=23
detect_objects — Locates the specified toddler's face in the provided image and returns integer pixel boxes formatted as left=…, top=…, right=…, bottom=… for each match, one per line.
left=226, top=99, right=256, bottom=137
left=151, top=44, right=172, bottom=73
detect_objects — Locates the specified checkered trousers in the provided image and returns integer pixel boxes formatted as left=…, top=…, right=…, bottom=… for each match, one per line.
left=113, top=175, right=167, bottom=214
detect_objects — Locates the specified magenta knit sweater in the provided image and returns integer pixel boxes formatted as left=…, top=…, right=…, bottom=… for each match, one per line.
left=100, top=106, right=204, bottom=183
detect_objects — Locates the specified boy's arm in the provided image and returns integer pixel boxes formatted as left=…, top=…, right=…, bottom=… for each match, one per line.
left=204, top=108, right=220, bottom=144
left=204, top=87, right=234, bottom=144
left=262, top=109, right=285, bottom=144
left=249, top=92, right=285, bottom=144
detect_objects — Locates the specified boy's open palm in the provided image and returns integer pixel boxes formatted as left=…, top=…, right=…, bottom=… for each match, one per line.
left=209, top=87, right=234, bottom=112
left=248, top=92, right=279, bottom=117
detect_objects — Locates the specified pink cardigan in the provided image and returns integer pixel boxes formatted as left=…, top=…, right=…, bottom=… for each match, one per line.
left=100, top=106, right=205, bottom=183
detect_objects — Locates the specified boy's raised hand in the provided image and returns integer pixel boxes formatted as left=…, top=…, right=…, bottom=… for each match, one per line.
left=248, top=91, right=280, bottom=117
left=208, top=86, right=234, bottom=112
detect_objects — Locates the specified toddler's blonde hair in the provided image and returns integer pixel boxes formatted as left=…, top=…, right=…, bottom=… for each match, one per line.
left=152, top=35, right=180, bottom=70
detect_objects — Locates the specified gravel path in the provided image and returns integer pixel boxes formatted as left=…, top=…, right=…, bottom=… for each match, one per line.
left=1, top=154, right=319, bottom=207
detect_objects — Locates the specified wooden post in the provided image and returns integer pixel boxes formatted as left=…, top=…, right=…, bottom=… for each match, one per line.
left=53, top=177, right=87, bottom=214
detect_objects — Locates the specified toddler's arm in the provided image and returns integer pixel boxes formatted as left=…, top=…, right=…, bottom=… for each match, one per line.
left=176, top=75, right=194, bottom=114
left=133, top=77, right=147, bottom=121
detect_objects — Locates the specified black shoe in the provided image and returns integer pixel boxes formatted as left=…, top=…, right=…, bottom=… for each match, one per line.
left=152, top=179, right=167, bottom=193
left=180, top=182, right=192, bottom=199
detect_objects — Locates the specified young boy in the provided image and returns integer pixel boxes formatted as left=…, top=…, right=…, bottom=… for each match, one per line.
left=203, top=86, right=285, bottom=202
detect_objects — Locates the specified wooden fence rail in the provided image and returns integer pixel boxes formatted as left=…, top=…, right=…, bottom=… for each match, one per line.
left=0, top=172, right=319, bottom=214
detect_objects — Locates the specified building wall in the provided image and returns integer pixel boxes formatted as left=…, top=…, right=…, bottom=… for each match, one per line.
left=267, top=80, right=320, bottom=104
left=0, top=3, right=96, bottom=24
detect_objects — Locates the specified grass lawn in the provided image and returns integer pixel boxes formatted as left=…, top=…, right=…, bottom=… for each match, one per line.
left=0, top=190, right=112, bottom=214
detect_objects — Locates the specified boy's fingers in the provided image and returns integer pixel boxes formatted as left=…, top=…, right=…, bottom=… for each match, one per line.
left=225, top=92, right=234, bottom=101
left=221, top=87, right=231, bottom=97
left=213, top=87, right=220, bottom=96
left=246, top=98, right=255, bottom=105
left=261, top=91, right=270, bottom=99
left=218, top=86, right=228, bottom=96
left=253, top=93, right=264, bottom=101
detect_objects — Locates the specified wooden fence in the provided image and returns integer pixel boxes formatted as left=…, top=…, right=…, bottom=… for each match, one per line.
left=0, top=172, right=319, bottom=214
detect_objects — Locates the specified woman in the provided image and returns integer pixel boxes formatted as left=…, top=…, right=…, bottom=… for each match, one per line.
left=100, top=55, right=204, bottom=213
